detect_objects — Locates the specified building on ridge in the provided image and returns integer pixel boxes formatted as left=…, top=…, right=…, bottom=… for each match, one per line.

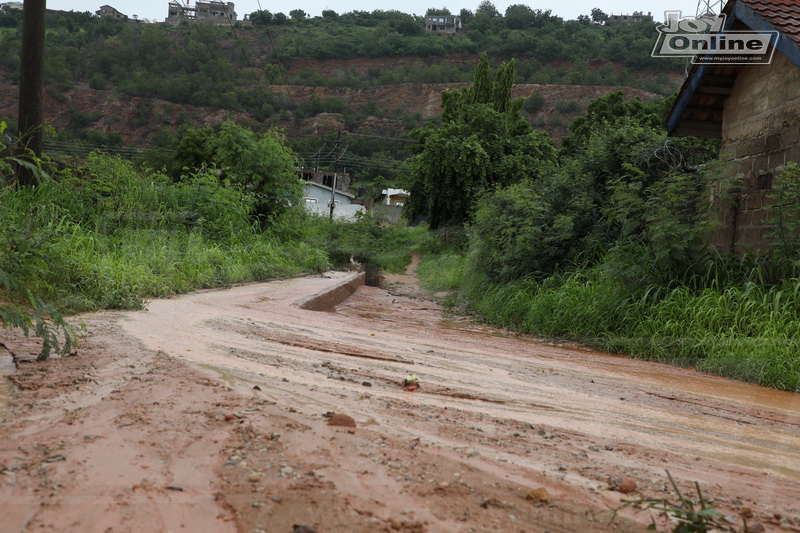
left=425, top=15, right=462, bottom=34
left=165, top=0, right=238, bottom=25
left=605, top=11, right=653, bottom=25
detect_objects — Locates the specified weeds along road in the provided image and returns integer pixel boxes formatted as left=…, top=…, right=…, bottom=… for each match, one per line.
left=2, top=265, right=800, bottom=532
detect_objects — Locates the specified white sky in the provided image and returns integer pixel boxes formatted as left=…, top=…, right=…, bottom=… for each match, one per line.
left=43, top=0, right=700, bottom=25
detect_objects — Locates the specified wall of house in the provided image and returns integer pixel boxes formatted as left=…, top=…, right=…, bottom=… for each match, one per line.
left=302, top=183, right=365, bottom=220
left=716, top=51, right=800, bottom=253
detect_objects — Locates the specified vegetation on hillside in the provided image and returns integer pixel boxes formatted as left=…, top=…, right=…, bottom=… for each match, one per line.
left=405, top=53, right=556, bottom=228
left=0, top=4, right=681, bottom=123
left=0, top=4, right=681, bottom=192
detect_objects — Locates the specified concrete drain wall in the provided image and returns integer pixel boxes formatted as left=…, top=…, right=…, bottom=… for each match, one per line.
left=364, top=265, right=383, bottom=288
left=295, top=272, right=366, bottom=312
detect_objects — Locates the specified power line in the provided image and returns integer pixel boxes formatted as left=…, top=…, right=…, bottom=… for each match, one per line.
left=225, top=15, right=266, bottom=94
left=342, top=132, right=418, bottom=144
left=190, top=19, right=238, bottom=91
left=251, top=0, right=296, bottom=109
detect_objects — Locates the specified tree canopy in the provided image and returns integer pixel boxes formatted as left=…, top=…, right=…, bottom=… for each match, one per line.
left=169, top=121, right=301, bottom=222
left=404, top=54, right=556, bottom=229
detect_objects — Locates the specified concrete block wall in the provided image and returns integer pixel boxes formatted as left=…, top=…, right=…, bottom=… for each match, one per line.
left=714, top=52, right=800, bottom=253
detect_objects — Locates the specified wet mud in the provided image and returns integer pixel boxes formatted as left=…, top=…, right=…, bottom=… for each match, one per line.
left=1, top=266, right=799, bottom=532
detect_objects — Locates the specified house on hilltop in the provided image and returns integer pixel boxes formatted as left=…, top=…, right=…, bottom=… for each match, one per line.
left=425, top=15, right=462, bottom=34
left=605, top=11, right=653, bottom=25
left=165, top=0, right=239, bottom=25
left=668, top=0, right=800, bottom=253
left=96, top=5, right=127, bottom=19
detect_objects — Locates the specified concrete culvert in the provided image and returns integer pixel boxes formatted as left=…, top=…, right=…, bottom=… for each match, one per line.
left=365, top=264, right=383, bottom=287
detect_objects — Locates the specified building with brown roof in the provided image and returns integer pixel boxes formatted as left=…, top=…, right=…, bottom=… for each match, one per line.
left=668, top=0, right=800, bottom=253
left=96, top=5, right=127, bottom=19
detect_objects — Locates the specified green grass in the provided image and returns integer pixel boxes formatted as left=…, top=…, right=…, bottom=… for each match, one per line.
left=416, top=253, right=466, bottom=292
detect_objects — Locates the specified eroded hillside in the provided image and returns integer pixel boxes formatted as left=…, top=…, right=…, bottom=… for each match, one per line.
left=0, top=73, right=674, bottom=147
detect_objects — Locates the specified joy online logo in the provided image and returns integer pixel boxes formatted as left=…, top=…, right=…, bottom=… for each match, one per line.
left=652, top=11, right=779, bottom=64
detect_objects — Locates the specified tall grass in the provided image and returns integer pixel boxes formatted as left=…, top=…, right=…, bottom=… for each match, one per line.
left=417, top=253, right=466, bottom=291
left=305, top=214, right=428, bottom=274
left=0, top=154, right=333, bottom=315
left=2, top=152, right=425, bottom=325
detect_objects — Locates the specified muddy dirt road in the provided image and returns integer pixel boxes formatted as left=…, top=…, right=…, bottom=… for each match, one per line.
left=2, top=264, right=800, bottom=532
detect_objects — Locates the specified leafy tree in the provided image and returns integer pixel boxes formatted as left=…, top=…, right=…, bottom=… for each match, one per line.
left=425, top=7, right=451, bottom=16
left=404, top=54, right=556, bottom=229
left=591, top=8, right=609, bottom=23
left=168, top=126, right=216, bottom=179
left=273, top=12, right=288, bottom=25
left=209, top=121, right=301, bottom=221
left=468, top=163, right=598, bottom=282
left=168, top=122, right=301, bottom=222
left=523, top=92, right=545, bottom=113
left=464, top=88, right=720, bottom=285
left=459, top=8, right=474, bottom=25
left=561, top=90, right=671, bottom=157
left=394, top=18, right=423, bottom=36
left=504, top=4, right=536, bottom=30
left=476, top=1, right=500, bottom=18
left=250, top=10, right=272, bottom=25
left=289, top=9, right=308, bottom=21
left=321, top=9, right=339, bottom=20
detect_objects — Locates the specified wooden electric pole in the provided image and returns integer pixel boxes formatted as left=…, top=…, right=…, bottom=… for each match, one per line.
left=16, top=0, right=46, bottom=186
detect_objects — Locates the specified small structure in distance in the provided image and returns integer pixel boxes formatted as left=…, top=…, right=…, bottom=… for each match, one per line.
left=605, top=11, right=653, bottom=25
left=165, top=0, right=244, bottom=25
left=425, top=15, right=462, bottom=33
left=300, top=168, right=365, bottom=221
left=96, top=5, right=127, bottom=19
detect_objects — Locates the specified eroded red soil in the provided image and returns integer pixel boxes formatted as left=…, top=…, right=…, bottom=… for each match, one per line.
left=2, top=263, right=799, bottom=532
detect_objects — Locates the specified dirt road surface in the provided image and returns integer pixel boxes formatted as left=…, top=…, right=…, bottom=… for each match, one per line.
left=2, top=262, right=800, bottom=533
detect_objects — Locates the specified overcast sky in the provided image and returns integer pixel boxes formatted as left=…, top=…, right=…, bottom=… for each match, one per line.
left=43, top=0, right=702, bottom=25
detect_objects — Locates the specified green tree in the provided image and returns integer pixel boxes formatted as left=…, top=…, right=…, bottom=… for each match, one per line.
left=404, top=54, right=556, bottom=229
left=289, top=9, right=308, bottom=21
left=425, top=7, right=451, bottom=16
left=591, top=8, right=608, bottom=23
left=168, top=122, right=302, bottom=222
left=210, top=121, right=302, bottom=222
left=468, top=163, right=598, bottom=282
left=504, top=4, right=536, bottom=29
left=250, top=10, right=272, bottom=25
left=561, top=90, right=670, bottom=156
left=476, top=1, right=500, bottom=17
left=321, top=9, right=339, bottom=20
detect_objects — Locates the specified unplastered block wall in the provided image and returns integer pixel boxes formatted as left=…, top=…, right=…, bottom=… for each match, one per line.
left=716, top=52, right=800, bottom=253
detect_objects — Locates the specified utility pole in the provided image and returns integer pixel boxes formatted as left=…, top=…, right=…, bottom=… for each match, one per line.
left=329, top=172, right=337, bottom=219
left=16, top=0, right=47, bottom=186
